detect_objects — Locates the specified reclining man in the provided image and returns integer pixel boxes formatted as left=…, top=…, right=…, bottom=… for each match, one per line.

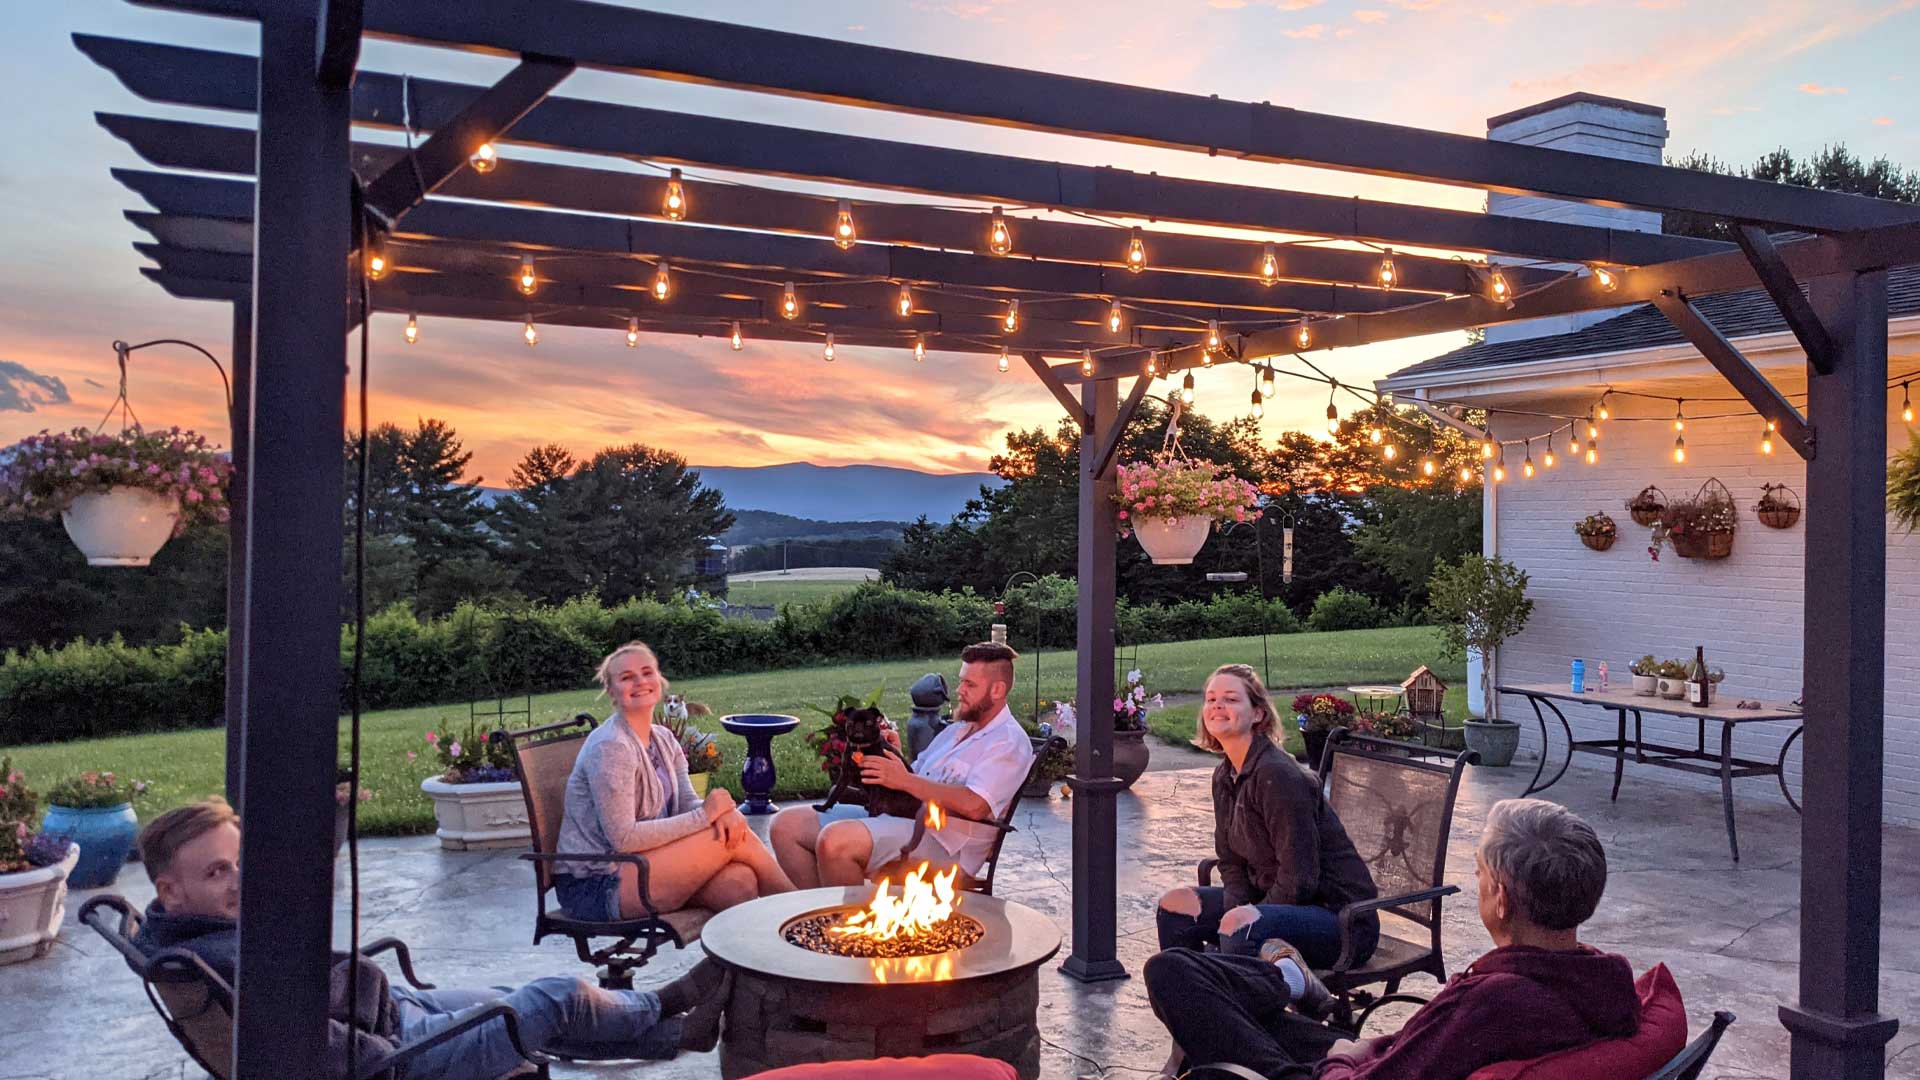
left=128, top=798, right=727, bottom=1080
left=1146, top=798, right=1641, bottom=1080
left=771, top=641, right=1035, bottom=888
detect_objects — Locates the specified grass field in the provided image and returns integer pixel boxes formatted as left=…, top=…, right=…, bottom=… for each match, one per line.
left=721, top=577, right=868, bottom=608
left=5, top=626, right=1463, bottom=836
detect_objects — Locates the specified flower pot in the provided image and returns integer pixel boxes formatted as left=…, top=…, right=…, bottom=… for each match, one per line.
left=1112, top=728, right=1151, bottom=790
left=1417, top=719, right=1467, bottom=752
left=1579, top=532, right=1615, bottom=552
left=1463, top=719, right=1521, bottom=768
left=1658, top=677, right=1687, bottom=700
left=0, top=843, right=80, bottom=965
left=419, top=777, right=530, bottom=850
left=40, top=803, right=137, bottom=889
left=1022, top=773, right=1060, bottom=799
left=689, top=772, right=710, bottom=797
left=1133, top=515, right=1213, bottom=565
left=1631, top=674, right=1658, bottom=697
left=1301, top=728, right=1331, bottom=772
left=60, top=487, right=181, bottom=567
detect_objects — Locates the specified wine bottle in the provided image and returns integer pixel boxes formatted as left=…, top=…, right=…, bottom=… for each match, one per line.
left=1688, top=646, right=1710, bottom=707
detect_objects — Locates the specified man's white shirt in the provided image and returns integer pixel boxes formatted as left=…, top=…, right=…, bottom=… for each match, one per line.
left=910, top=704, right=1036, bottom=875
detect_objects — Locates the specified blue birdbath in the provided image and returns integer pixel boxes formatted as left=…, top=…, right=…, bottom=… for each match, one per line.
left=721, top=713, right=800, bottom=815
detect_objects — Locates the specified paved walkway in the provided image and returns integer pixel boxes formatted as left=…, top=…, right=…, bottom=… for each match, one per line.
left=7, top=750, right=1918, bottom=1079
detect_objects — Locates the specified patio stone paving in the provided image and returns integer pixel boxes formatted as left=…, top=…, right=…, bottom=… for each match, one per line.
left=7, top=748, right=1918, bottom=1079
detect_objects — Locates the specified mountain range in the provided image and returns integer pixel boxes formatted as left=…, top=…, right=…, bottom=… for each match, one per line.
left=689, top=462, right=998, bottom=523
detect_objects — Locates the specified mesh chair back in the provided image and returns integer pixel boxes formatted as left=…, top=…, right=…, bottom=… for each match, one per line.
left=1324, top=739, right=1461, bottom=929
left=148, top=959, right=236, bottom=1080
left=501, top=714, right=596, bottom=894
left=967, top=735, right=1062, bottom=895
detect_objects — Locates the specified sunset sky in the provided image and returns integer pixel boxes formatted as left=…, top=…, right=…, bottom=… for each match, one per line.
left=2, top=1, right=1914, bottom=484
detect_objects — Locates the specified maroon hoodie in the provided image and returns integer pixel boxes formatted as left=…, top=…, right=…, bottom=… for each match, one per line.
left=1314, top=945, right=1639, bottom=1080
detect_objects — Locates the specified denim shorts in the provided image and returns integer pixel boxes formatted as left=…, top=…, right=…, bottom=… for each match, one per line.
left=554, top=872, right=623, bottom=923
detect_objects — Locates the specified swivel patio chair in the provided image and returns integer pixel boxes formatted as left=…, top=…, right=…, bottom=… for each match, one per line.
left=962, top=734, right=1067, bottom=896
left=78, top=893, right=549, bottom=1080
left=1199, top=730, right=1475, bottom=1034
left=495, top=713, right=711, bottom=990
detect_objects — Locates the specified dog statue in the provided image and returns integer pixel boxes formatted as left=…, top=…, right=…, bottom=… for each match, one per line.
left=813, top=705, right=923, bottom=820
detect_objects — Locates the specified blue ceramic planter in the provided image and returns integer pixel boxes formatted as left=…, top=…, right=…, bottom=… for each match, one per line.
left=720, top=714, right=799, bottom=815
left=41, top=803, right=138, bottom=888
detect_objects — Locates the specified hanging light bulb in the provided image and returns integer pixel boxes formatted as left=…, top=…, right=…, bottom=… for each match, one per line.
left=1673, top=432, right=1687, bottom=464
left=833, top=199, right=857, bottom=249
left=1326, top=400, right=1340, bottom=437
left=652, top=261, right=671, bottom=301
left=1494, top=447, right=1506, bottom=484
left=1482, top=437, right=1497, bottom=459
left=781, top=282, right=800, bottom=320
left=1377, top=248, right=1397, bottom=291
left=1081, top=349, right=1095, bottom=378
left=1594, top=266, right=1618, bottom=292
left=1586, top=445, right=1598, bottom=465
left=523, top=315, right=539, bottom=347
left=1003, top=299, right=1020, bottom=333
left=1586, top=411, right=1600, bottom=441
left=403, top=313, right=419, bottom=345
left=1903, top=382, right=1914, bottom=424
left=1181, top=372, right=1196, bottom=406
left=1251, top=388, right=1264, bottom=420
left=1259, top=366, right=1275, bottom=398
left=896, top=283, right=913, bottom=318
left=1597, top=393, right=1611, bottom=422
left=1488, top=267, right=1512, bottom=306
left=987, top=207, right=1012, bottom=256
left=998, top=347, right=1010, bottom=373
left=1108, top=299, right=1124, bottom=334
left=1295, top=322, right=1313, bottom=350
left=626, top=316, right=639, bottom=348
left=1125, top=227, right=1147, bottom=273
left=663, top=167, right=688, bottom=221
left=469, top=142, right=498, bottom=173
left=1260, top=243, right=1280, bottom=286
left=1145, top=354, right=1158, bottom=378
left=823, top=333, right=836, bottom=363
left=913, top=333, right=927, bottom=362
left=1383, top=442, right=1398, bottom=461
left=1206, top=319, right=1222, bottom=352
left=516, top=255, right=537, bottom=296
left=1369, top=425, right=1383, bottom=445
left=1543, top=434, right=1556, bottom=468
left=365, top=244, right=389, bottom=281
left=730, top=321, right=744, bottom=351
left=1459, top=465, right=1474, bottom=484
left=1522, top=440, right=1535, bottom=479
left=1422, top=459, right=1436, bottom=477
left=1673, top=400, right=1686, bottom=431
left=1760, top=423, right=1775, bottom=456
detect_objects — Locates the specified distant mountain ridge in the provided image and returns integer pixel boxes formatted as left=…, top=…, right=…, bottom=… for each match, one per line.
left=722, top=509, right=910, bottom=546
left=689, top=462, right=999, bottom=523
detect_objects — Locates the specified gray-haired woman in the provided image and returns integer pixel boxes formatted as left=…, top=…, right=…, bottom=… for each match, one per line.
left=554, top=642, right=794, bottom=920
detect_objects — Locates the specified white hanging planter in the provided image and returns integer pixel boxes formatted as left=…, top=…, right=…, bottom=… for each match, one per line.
left=1133, top=514, right=1214, bottom=565
left=60, top=487, right=181, bottom=567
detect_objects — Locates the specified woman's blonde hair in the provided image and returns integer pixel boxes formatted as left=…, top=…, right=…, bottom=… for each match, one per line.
left=1193, top=663, right=1282, bottom=752
left=595, top=641, right=668, bottom=702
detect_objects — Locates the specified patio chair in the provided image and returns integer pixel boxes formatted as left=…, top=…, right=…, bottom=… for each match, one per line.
left=77, top=893, right=549, bottom=1080
left=495, top=713, right=711, bottom=990
left=1198, top=730, right=1475, bottom=1034
left=962, top=734, right=1067, bottom=896
left=1646, top=1011, right=1735, bottom=1080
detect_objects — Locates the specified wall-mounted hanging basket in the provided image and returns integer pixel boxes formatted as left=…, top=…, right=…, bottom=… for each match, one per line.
left=1662, top=477, right=1736, bottom=560
left=1626, top=485, right=1667, bottom=527
left=1755, top=483, right=1801, bottom=529
left=1574, top=511, right=1617, bottom=551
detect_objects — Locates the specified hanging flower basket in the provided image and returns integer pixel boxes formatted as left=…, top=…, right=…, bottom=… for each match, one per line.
left=0, top=428, right=230, bottom=567
left=1133, top=515, right=1213, bottom=564
left=1625, top=485, right=1667, bottom=527
left=1112, top=454, right=1260, bottom=566
left=1573, top=511, right=1617, bottom=552
left=1649, top=478, right=1735, bottom=562
left=1755, top=483, right=1801, bottom=529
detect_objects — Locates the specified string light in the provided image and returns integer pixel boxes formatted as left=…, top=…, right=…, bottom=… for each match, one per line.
left=1383, top=441, right=1398, bottom=461
left=1597, top=393, right=1611, bottom=422
left=1145, top=354, right=1158, bottom=378
left=1259, top=366, right=1275, bottom=398
left=1904, top=382, right=1914, bottom=424
left=730, top=321, right=744, bottom=350
left=1494, top=446, right=1506, bottom=483
left=517, top=255, right=536, bottom=296
left=365, top=244, right=389, bottom=281
left=1206, top=319, right=1221, bottom=353
left=998, top=347, right=1010, bottom=373
left=1488, top=267, right=1513, bottom=307
left=1081, top=349, right=1095, bottom=378
left=1760, top=422, right=1774, bottom=456
left=626, top=316, right=639, bottom=347
left=1369, top=424, right=1383, bottom=445
left=1181, top=372, right=1196, bottom=406
left=652, top=261, right=672, bottom=301
left=1481, top=436, right=1497, bottom=459
left=663, top=168, right=687, bottom=221
left=1108, top=300, right=1124, bottom=334
left=1422, top=459, right=1436, bottom=477
left=469, top=142, right=498, bottom=173
left=522, top=314, right=538, bottom=346
left=1295, top=322, right=1312, bottom=350
left=1594, top=266, right=1618, bottom=292
left=833, top=199, right=857, bottom=249
left=1567, top=428, right=1581, bottom=458
left=914, top=333, right=927, bottom=362
left=1673, top=400, right=1686, bottom=431
left=1377, top=248, right=1397, bottom=291
left=1586, top=411, right=1599, bottom=441
left=403, top=313, right=419, bottom=345
left=1585, top=445, right=1598, bottom=465
left=1459, top=465, right=1474, bottom=484
left=781, top=282, right=800, bottom=320
left=1522, top=440, right=1535, bottom=479
left=1673, top=432, right=1687, bottom=464
left=824, top=333, right=836, bottom=363
left=1125, top=227, right=1147, bottom=273
left=1260, top=244, right=1280, bottom=286
left=1003, top=300, right=1020, bottom=333
left=897, top=283, right=913, bottom=317
left=988, top=207, right=1012, bottom=256
left=1542, top=434, right=1556, bottom=468
left=1326, top=385, right=1340, bottom=436
left=1251, top=388, right=1264, bottom=420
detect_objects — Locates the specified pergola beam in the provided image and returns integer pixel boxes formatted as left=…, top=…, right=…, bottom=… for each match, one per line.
left=1735, top=226, right=1838, bottom=374
left=1025, top=351, right=1087, bottom=426
left=1650, top=293, right=1814, bottom=459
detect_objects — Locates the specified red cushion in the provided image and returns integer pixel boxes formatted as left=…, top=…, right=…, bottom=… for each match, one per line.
left=1466, top=964, right=1688, bottom=1080
left=743, top=1055, right=1019, bottom=1080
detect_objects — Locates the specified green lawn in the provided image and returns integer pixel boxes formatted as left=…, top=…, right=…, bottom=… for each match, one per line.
left=721, top=577, right=867, bottom=608
left=5, top=626, right=1462, bottom=836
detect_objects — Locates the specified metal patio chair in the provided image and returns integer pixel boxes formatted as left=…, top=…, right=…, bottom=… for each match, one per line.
left=495, top=713, right=711, bottom=990
left=1647, top=1011, right=1736, bottom=1080
left=962, top=734, right=1067, bottom=896
left=78, top=894, right=548, bottom=1080
left=1199, top=730, right=1475, bottom=1033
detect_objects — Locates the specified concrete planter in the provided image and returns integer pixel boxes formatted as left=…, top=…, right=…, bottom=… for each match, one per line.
left=1463, top=719, right=1521, bottom=768
left=0, top=844, right=80, bottom=965
left=1631, top=674, right=1658, bottom=697
left=1658, top=676, right=1687, bottom=700
left=1112, top=728, right=1151, bottom=790
left=61, top=487, right=180, bottom=567
left=419, top=777, right=530, bottom=850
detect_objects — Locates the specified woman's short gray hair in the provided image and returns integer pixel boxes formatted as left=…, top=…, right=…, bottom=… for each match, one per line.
left=1479, top=799, right=1607, bottom=931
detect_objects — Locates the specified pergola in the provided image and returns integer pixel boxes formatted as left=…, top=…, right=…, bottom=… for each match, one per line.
left=83, top=3, right=1920, bottom=1076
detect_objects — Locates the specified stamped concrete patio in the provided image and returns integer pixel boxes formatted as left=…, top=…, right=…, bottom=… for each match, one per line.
left=7, top=747, right=1919, bottom=1080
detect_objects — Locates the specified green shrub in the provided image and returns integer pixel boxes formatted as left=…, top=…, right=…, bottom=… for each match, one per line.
left=1308, top=587, right=1386, bottom=632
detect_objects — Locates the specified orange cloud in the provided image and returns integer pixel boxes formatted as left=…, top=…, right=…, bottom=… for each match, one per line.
left=1353, top=9, right=1389, bottom=22
left=1283, top=23, right=1328, bottom=37
left=1873, top=116, right=1894, bottom=125
left=1798, top=82, right=1849, bottom=95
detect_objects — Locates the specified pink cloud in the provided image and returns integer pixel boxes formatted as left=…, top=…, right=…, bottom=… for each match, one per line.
left=1353, top=9, right=1389, bottom=22
left=1283, top=23, right=1328, bottom=38
left=1873, top=116, right=1895, bottom=126
left=1798, top=82, right=1849, bottom=95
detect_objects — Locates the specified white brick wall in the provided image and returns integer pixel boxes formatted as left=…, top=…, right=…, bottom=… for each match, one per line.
left=1487, top=395, right=1920, bottom=823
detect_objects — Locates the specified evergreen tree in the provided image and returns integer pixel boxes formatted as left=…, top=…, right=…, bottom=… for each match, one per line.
left=1665, top=144, right=1920, bottom=241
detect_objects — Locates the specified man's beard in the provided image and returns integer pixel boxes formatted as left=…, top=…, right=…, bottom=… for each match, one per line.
left=955, top=698, right=995, bottom=726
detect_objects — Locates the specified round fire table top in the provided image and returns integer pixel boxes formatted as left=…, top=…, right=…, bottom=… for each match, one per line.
left=702, top=885, right=1061, bottom=986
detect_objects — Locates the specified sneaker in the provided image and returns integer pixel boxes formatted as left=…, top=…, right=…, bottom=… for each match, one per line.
left=1257, top=938, right=1332, bottom=1020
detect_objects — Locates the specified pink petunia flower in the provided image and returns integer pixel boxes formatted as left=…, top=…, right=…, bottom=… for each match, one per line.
left=448, top=741, right=462, bottom=757
left=424, top=731, right=438, bottom=745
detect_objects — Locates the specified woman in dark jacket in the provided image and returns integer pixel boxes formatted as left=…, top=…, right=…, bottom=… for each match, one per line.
left=1155, top=664, right=1378, bottom=968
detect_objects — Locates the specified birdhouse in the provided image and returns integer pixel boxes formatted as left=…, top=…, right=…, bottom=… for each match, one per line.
left=1402, top=666, right=1447, bottom=720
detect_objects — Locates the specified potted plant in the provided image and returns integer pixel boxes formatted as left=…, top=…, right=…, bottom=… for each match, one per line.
left=417, top=720, right=529, bottom=850
left=669, top=716, right=723, bottom=796
left=1656, top=659, right=1689, bottom=700
left=1892, top=431, right=1920, bottom=533
left=1649, top=479, right=1736, bottom=561
left=1629, top=656, right=1660, bottom=697
left=41, top=771, right=143, bottom=889
left=1111, top=669, right=1163, bottom=790
left=1353, top=710, right=1422, bottom=753
left=1625, top=486, right=1667, bottom=527
left=1573, top=512, right=1617, bottom=552
left=1291, top=693, right=1356, bottom=770
left=0, top=426, right=231, bottom=566
left=1427, top=554, right=1534, bottom=768
left=0, top=758, right=80, bottom=965
left=1112, top=454, right=1260, bottom=565
left=1756, top=484, right=1800, bottom=529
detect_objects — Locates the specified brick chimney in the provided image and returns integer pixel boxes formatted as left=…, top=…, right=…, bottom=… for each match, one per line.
left=1483, top=92, right=1668, bottom=343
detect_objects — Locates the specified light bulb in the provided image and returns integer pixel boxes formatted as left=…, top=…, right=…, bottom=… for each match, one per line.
left=403, top=313, right=419, bottom=344
left=833, top=199, right=857, bottom=249
left=998, top=347, right=1010, bottom=373
left=897, top=283, right=913, bottom=318
left=1594, top=266, right=1617, bottom=292
left=523, top=316, right=538, bottom=346
left=1586, top=446, right=1598, bottom=465
left=1295, top=322, right=1312, bottom=350
left=1326, top=401, right=1340, bottom=436
left=1422, top=459, right=1436, bottom=477
left=1384, top=443, right=1398, bottom=461
left=1458, top=465, right=1473, bottom=483
left=627, top=316, right=639, bottom=347
left=1108, top=300, right=1124, bottom=334
left=1369, top=426, right=1383, bottom=445
left=663, top=168, right=687, bottom=221
left=1587, top=416, right=1599, bottom=440
left=1260, top=244, right=1279, bottom=286
left=1481, top=439, right=1496, bottom=460
left=1761, top=425, right=1774, bottom=455
left=730, top=321, right=743, bottom=350
left=1543, top=443, right=1555, bottom=468
left=366, top=247, right=389, bottom=280
left=1181, top=372, right=1195, bottom=406
left=1904, top=383, right=1914, bottom=424
left=1568, top=430, right=1582, bottom=456
left=823, top=333, right=836, bottom=362
left=1674, top=401, right=1685, bottom=431
left=1145, top=354, right=1158, bottom=378
left=1081, top=349, right=1095, bottom=378
left=1495, top=464, right=1506, bottom=483
left=517, top=255, right=536, bottom=296
left=913, top=333, right=926, bottom=362
left=1207, top=319, right=1221, bottom=352
left=469, top=142, right=498, bottom=173
left=1377, top=248, right=1397, bottom=290
left=1251, top=388, right=1264, bottom=419
left=781, top=282, right=799, bottom=320
left=652, top=261, right=671, bottom=301
left=1674, top=433, right=1687, bottom=463
left=1489, top=268, right=1512, bottom=305
left=1125, top=227, right=1147, bottom=273
left=1259, top=366, right=1274, bottom=398
left=1003, top=300, right=1020, bottom=333
left=1523, top=458, right=1535, bottom=479
left=988, top=207, right=1012, bottom=256
left=1598, top=395, right=1611, bottom=422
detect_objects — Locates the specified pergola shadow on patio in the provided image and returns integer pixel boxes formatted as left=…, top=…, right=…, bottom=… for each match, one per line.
left=81, top=2, right=1920, bottom=1076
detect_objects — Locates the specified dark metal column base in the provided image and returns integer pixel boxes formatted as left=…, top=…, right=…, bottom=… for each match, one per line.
left=1060, top=955, right=1130, bottom=983
left=1779, top=1005, right=1898, bottom=1080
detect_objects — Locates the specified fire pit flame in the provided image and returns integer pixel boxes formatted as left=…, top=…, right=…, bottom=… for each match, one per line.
left=831, top=861, right=960, bottom=942
left=925, top=802, right=946, bottom=831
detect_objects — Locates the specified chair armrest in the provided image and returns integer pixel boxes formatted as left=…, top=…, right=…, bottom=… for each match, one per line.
left=1331, top=885, right=1458, bottom=971
left=1197, top=858, right=1219, bottom=887
left=521, top=851, right=659, bottom=917
left=356, top=1002, right=547, bottom=1080
left=359, top=938, right=434, bottom=990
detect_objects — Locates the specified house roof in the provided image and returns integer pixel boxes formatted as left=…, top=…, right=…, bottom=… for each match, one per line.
left=1385, top=264, right=1920, bottom=385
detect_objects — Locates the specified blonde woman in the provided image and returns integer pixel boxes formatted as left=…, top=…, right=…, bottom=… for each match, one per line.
left=555, top=642, right=794, bottom=920
left=1154, top=664, right=1378, bottom=968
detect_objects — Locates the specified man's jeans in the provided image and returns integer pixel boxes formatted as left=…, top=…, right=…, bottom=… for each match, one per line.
left=389, top=976, right=682, bottom=1080
left=1144, top=949, right=1342, bottom=1080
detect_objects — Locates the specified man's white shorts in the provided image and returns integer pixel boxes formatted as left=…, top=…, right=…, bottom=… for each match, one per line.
left=817, top=803, right=951, bottom=875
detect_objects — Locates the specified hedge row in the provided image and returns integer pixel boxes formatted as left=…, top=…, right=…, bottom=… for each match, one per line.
left=2, top=580, right=1315, bottom=745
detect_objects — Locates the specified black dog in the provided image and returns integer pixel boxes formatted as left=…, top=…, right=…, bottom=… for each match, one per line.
left=814, top=706, right=924, bottom=820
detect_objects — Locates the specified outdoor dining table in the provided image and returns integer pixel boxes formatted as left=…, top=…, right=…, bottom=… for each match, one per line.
left=1496, top=682, right=1804, bottom=861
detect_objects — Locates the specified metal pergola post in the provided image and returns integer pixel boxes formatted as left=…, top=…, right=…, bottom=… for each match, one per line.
left=223, top=298, right=250, bottom=806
